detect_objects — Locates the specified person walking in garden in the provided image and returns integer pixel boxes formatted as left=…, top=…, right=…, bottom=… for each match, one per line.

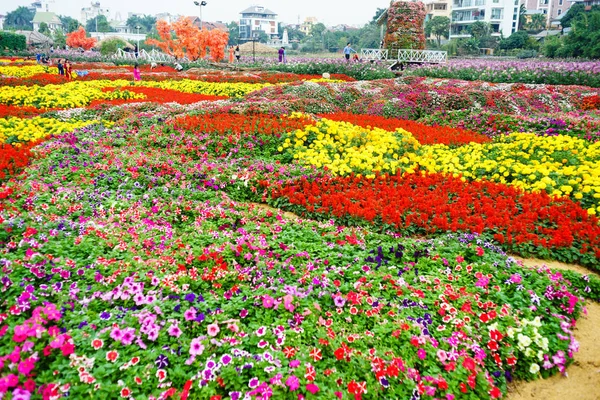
left=57, top=59, right=64, bottom=76
left=278, top=47, right=284, bottom=63
left=235, top=46, right=240, bottom=62
left=64, top=59, right=72, bottom=80
left=229, top=46, right=235, bottom=63
left=343, top=43, right=356, bottom=62
left=133, top=63, right=141, bottom=82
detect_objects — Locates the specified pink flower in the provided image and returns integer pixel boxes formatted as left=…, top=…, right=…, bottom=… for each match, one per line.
left=207, top=323, right=220, bottom=337
left=417, top=348, right=426, bottom=360
left=306, top=384, right=319, bottom=394
left=189, top=338, right=205, bottom=356
left=184, top=308, right=197, bottom=321
left=262, top=295, right=274, bottom=308
left=285, top=375, right=300, bottom=391
left=18, top=358, right=36, bottom=376
left=167, top=324, right=182, bottom=338
left=283, top=295, right=295, bottom=312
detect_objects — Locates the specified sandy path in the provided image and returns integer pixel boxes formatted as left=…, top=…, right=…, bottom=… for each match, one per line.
left=508, top=258, right=600, bottom=400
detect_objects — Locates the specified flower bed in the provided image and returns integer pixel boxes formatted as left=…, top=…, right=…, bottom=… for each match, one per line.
left=406, top=60, right=600, bottom=87
left=0, top=118, right=597, bottom=399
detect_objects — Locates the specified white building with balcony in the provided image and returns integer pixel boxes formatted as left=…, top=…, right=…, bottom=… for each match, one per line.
left=450, top=0, right=519, bottom=37
left=81, top=2, right=111, bottom=24
left=239, top=5, right=278, bottom=41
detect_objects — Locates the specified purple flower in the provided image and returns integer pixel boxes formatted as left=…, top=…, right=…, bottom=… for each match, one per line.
left=285, top=375, right=300, bottom=391
left=334, top=296, right=346, bottom=307
left=220, top=354, right=232, bottom=365
left=185, top=293, right=196, bottom=302
left=155, top=354, right=169, bottom=369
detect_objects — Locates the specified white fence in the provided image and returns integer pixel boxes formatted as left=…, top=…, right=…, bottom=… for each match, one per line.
left=397, top=49, right=447, bottom=64
left=360, top=49, right=389, bottom=61
left=113, top=48, right=179, bottom=63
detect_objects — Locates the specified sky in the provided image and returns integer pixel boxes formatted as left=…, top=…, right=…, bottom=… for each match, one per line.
left=2, top=0, right=391, bottom=26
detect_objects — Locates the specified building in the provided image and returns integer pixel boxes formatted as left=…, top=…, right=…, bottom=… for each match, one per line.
left=32, top=11, right=63, bottom=32
left=189, top=17, right=228, bottom=31
left=425, top=0, right=452, bottom=20
left=299, top=16, right=318, bottom=35
left=155, top=12, right=181, bottom=24
left=450, top=0, right=520, bottom=37
left=29, top=0, right=53, bottom=13
left=239, top=5, right=278, bottom=41
left=524, top=0, right=574, bottom=27
left=109, top=19, right=130, bottom=33
left=81, top=2, right=111, bottom=25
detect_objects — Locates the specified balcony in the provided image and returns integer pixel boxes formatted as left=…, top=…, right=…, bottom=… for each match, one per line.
left=453, top=0, right=486, bottom=8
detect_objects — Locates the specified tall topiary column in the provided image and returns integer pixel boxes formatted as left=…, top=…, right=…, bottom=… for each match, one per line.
left=384, top=0, right=427, bottom=50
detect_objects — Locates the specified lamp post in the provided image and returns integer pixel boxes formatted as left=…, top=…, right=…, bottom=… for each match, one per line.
left=135, top=26, right=141, bottom=57
left=193, top=1, right=207, bottom=30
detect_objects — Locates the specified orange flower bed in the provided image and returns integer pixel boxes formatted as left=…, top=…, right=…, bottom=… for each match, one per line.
left=0, top=141, right=43, bottom=181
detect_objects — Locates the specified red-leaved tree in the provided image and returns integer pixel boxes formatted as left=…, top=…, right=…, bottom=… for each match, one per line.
left=146, top=17, right=228, bottom=61
left=66, top=27, right=97, bottom=50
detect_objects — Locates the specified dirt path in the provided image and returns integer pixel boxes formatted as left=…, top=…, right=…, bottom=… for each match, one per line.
left=508, top=257, right=600, bottom=400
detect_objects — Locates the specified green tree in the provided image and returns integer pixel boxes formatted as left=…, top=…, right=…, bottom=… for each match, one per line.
left=542, top=34, right=562, bottom=58
left=357, top=23, right=380, bottom=49
left=518, top=4, right=527, bottom=30
left=86, top=15, right=113, bottom=33
left=4, top=6, right=35, bottom=31
left=100, top=37, right=128, bottom=55
left=53, top=29, right=66, bottom=48
left=561, top=11, right=600, bottom=58
left=59, top=15, right=81, bottom=33
left=310, top=22, right=327, bottom=37
left=126, top=14, right=156, bottom=33
left=499, top=31, right=529, bottom=49
left=561, top=4, right=600, bottom=28
left=38, top=22, right=51, bottom=36
left=256, top=30, right=269, bottom=44
left=468, top=21, right=490, bottom=39
left=425, top=16, right=450, bottom=47
left=227, top=21, right=239, bottom=45
left=526, top=13, right=546, bottom=31
left=371, top=8, right=387, bottom=24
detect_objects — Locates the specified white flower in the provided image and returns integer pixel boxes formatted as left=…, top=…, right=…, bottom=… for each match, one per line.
left=517, top=333, right=532, bottom=349
left=529, top=363, right=540, bottom=374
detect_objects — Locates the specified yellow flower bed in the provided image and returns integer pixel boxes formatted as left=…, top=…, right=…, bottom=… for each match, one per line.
left=280, top=118, right=420, bottom=178
left=140, top=79, right=271, bottom=97
left=411, top=133, right=600, bottom=215
left=282, top=125, right=600, bottom=215
left=0, top=80, right=146, bottom=108
left=0, top=65, right=56, bottom=78
left=0, top=117, right=100, bottom=143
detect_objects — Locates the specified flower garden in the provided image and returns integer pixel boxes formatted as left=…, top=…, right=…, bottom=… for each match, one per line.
left=1, top=56, right=600, bottom=400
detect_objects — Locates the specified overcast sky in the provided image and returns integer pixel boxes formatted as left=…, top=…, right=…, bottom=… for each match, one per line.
left=2, top=0, right=391, bottom=26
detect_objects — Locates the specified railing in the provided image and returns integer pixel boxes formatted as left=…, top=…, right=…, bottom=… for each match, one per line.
left=113, top=48, right=178, bottom=63
left=397, top=49, right=447, bottom=64
left=360, top=48, right=389, bottom=61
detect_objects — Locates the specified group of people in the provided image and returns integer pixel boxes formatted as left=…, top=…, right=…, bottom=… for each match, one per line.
left=56, top=59, right=73, bottom=79
left=343, top=43, right=359, bottom=61
left=228, top=46, right=241, bottom=63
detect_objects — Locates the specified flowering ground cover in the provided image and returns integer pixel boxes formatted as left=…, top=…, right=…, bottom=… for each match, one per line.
left=1, top=61, right=600, bottom=399
left=406, top=60, right=600, bottom=88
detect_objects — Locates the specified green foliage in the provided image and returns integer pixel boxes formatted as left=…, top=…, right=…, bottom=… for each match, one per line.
left=126, top=14, right=157, bottom=33
left=561, top=11, right=600, bottom=58
left=53, top=29, right=67, bottom=48
left=499, top=31, right=532, bottom=50
left=86, top=15, right=113, bottom=33
left=468, top=21, right=491, bottom=39
left=0, top=31, right=27, bottom=51
left=100, top=37, right=129, bottom=56
left=4, top=6, right=35, bottom=31
left=227, top=21, right=239, bottom=45
left=526, top=13, right=546, bottom=31
left=58, top=15, right=81, bottom=33
left=309, top=22, right=327, bottom=37
left=371, top=7, right=387, bottom=24
left=38, top=22, right=51, bottom=36
left=542, top=35, right=563, bottom=58
left=561, top=4, right=600, bottom=28
left=425, top=16, right=450, bottom=47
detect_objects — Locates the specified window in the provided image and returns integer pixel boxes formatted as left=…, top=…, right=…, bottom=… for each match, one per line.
left=491, top=8, right=503, bottom=19
left=543, top=9, right=547, bottom=13
left=557, top=8, right=562, bottom=14
left=493, top=0, right=499, bottom=3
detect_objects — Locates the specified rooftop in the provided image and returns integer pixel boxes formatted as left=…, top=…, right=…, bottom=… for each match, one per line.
left=32, top=11, right=62, bottom=24
left=240, top=6, right=277, bottom=15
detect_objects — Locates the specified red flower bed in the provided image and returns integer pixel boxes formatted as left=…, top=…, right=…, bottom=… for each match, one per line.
left=170, top=113, right=315, bottom=135
left=264, top=172, right=600, bottom=267
left=318, top=113, right=491, bottom=146
left=0, top=141, right=43, bottom=181
left=0, top=105, right=56, bottom=118
left=0, top=72, right=355, bottom=86
left=90, top=86, right=228, bottom=106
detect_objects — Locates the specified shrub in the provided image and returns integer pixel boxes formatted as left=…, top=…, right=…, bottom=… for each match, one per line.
left=0, top=32, right=27, bottom=52
left=100, top=37, right=129, bottom=56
